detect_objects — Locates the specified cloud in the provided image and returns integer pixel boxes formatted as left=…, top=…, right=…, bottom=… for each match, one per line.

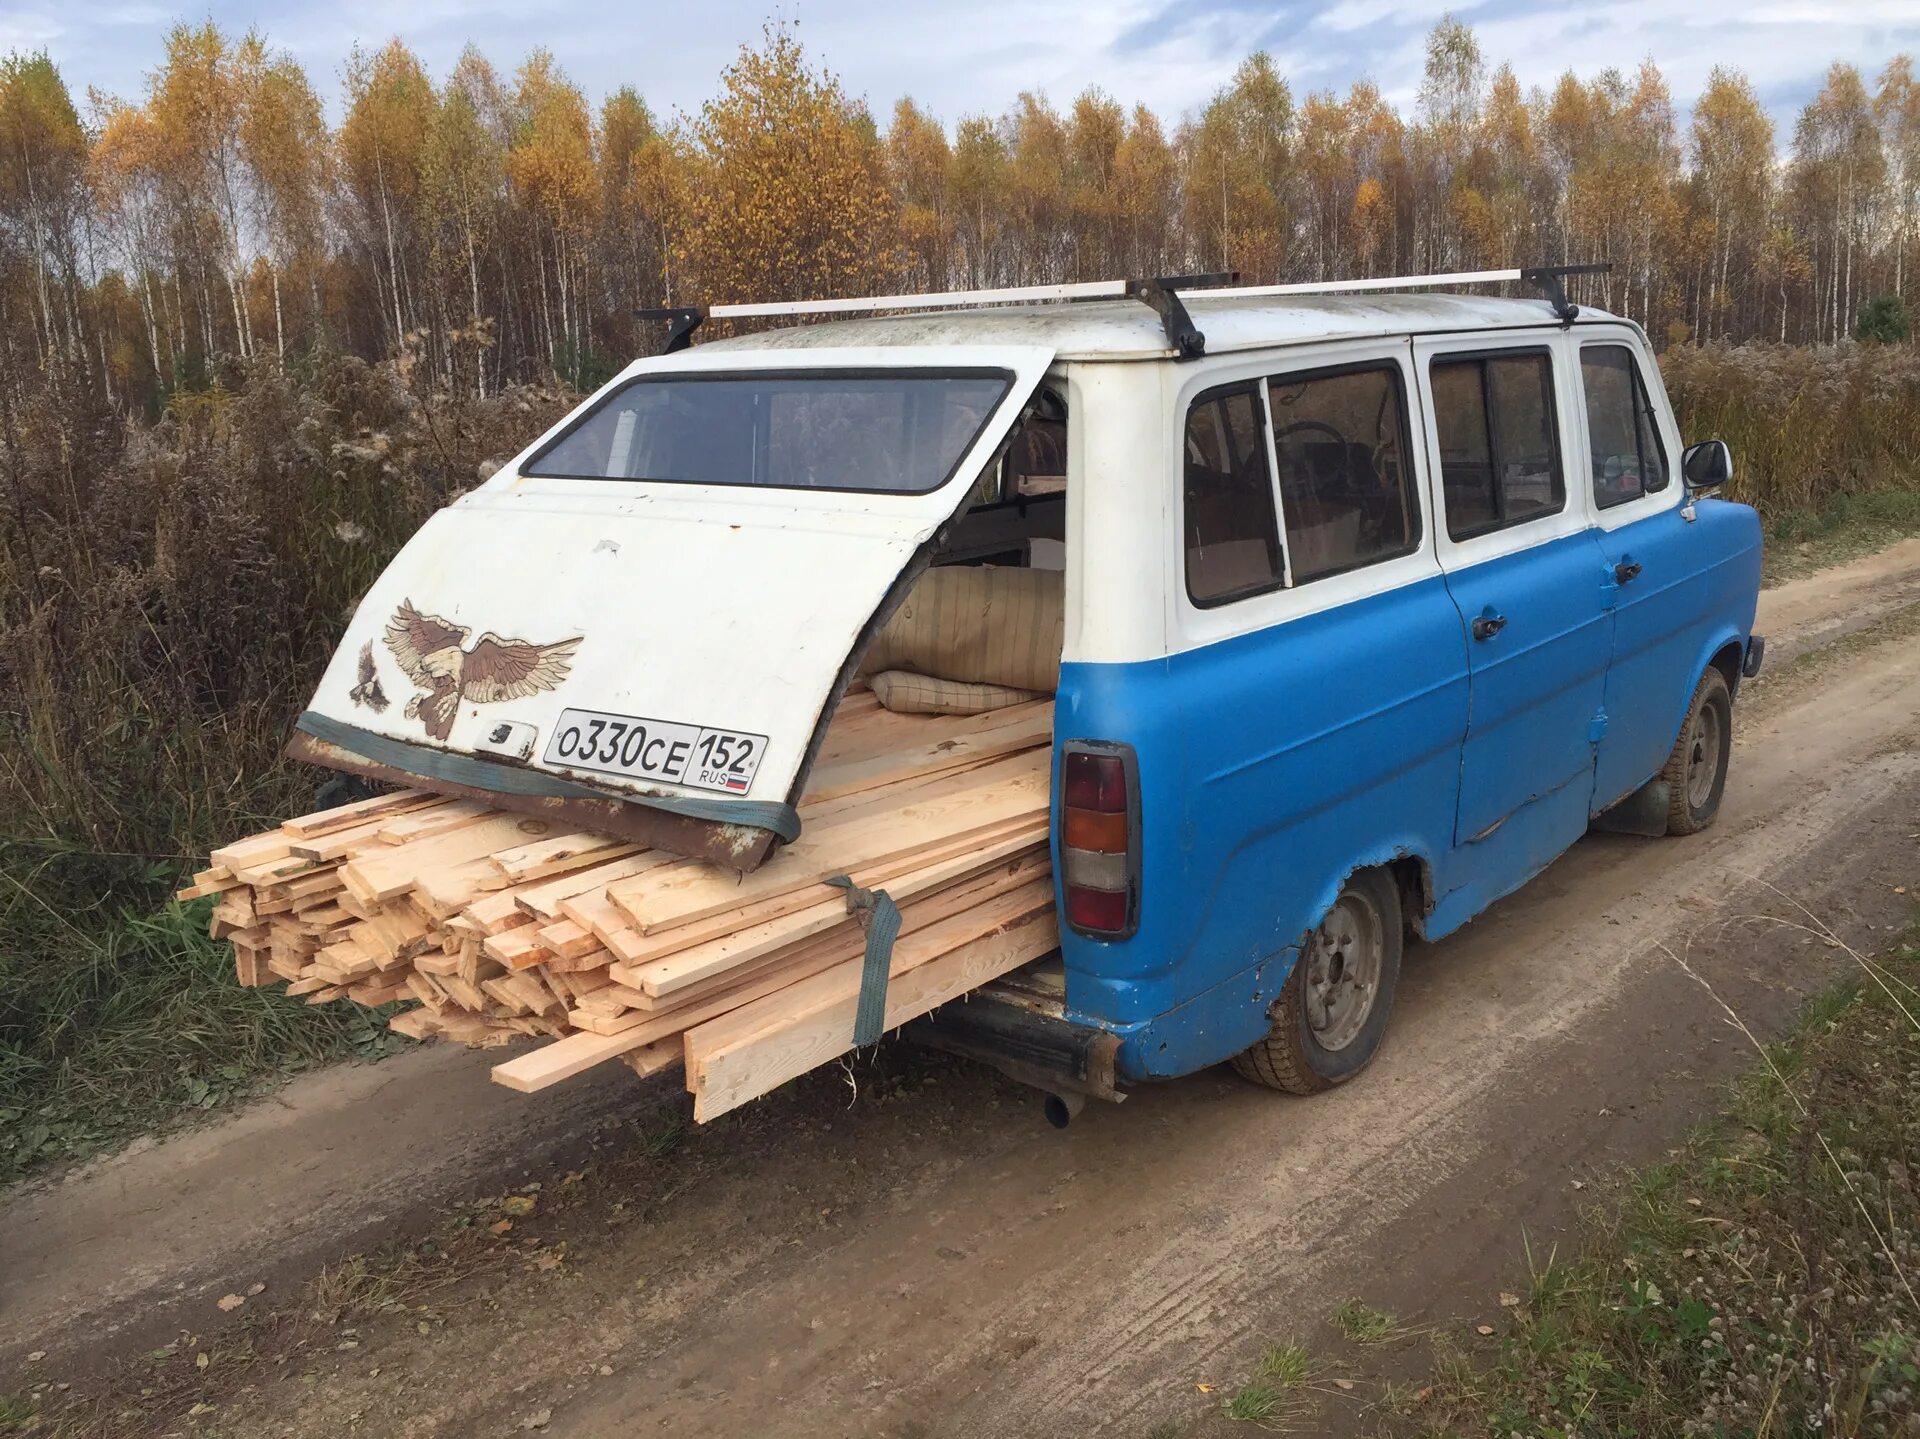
left=0, top=11, right=66, bottom=56
left=9, top=0, right=1918, bottom=146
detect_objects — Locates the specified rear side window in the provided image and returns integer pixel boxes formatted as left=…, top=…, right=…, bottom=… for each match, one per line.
left=1267, top=364, right=1420, bottom=584
left=1184, top=385, right=1282, bottom=606
left=1430, top=352, right=1565, bottom=540
left=1580, top=345, right=1670, bottom=508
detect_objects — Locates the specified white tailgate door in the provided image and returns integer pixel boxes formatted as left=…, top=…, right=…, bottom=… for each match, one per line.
left=300, top=344, right=1055, bottom=814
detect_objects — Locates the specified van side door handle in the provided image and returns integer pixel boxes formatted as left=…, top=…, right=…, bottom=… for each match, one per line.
left=1471, top=611, right=1507, bottom=641
left=1614, top=560, right=1642, bottom=584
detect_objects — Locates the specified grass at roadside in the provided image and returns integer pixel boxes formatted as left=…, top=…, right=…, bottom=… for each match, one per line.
left=0, top=351, right=568, bottom=1192
left=1370, top=929, right=1920, bottom=1438
left=0, top=848, right=410, bottom=1187
left=1760, top=488, right=1920, bottom=584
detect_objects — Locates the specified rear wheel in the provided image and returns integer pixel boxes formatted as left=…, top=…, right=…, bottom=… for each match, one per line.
left=1232, top=869, right=1403, bottom=1095
left=1661, top=667, right=1732, bottom=836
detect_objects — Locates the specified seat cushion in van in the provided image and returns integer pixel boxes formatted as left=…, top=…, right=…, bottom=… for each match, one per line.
left=860, top=564, right=1064, bottom=695
left=867, top=670, right=1044, bottom=716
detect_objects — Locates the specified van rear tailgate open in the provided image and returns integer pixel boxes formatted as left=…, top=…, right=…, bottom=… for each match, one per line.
left=293, top=343, right=1054, bottom=867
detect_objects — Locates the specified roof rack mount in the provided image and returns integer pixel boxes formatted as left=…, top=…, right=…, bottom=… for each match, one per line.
left=632, top=262, right=1613, bottom=356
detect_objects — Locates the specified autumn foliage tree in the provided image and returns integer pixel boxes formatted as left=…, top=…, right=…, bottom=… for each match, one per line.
left=678, top=26, right=897, bottom=309
left=0, top=53, right=88, bottom=368
left=0, top=17, right=1917, bottom=416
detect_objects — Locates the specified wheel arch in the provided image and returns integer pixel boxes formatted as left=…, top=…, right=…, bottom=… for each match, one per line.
left=1385, top=852, right=1436, bottom=940
left=1660, top=625, right=1749, bottom=760
left=1708, top=637, right=1745, bottom=699
left=1316, top=846, right=1434, bottom=943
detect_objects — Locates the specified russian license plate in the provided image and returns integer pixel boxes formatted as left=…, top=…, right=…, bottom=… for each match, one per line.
left=542, top=708, right=769, bottom=796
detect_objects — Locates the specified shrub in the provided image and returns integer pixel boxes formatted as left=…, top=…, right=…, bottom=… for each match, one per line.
left=1658, top=341, right=1920, bottom=519
left=0, top=346, right=573, bottom=859
left=1855, top=294, right=1912, bottom=344
left=0, top=346, right=573, bottom=1175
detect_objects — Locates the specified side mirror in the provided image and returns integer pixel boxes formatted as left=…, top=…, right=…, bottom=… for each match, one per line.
left=1683, top=439, right=1733, bottom=491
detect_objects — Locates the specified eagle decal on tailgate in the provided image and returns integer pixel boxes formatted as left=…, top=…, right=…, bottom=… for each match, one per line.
left=383, top=599, right=582, bottom=741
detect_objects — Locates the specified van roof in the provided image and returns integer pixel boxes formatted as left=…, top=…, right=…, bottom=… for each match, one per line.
left=695, top=292, right=1628, bottom=364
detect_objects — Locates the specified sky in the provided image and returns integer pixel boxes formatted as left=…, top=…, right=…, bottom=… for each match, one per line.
left=4, top=0, right=1918, bottom=143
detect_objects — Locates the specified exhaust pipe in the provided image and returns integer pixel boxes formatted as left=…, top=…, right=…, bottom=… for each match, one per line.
left=1043, top=1091, right=1087, bottom=1129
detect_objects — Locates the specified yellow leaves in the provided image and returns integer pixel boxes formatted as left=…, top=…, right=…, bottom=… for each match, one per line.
left=0, top=53, right=86, bottom=211
left=505, top=50, right=600, bottom=234
left=339, top=39, right=437, bottom=207
left=678, top=22, right=900, bottom=305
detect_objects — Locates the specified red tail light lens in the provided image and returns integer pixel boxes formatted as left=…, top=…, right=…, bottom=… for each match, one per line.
left=1064, top=752, right=1127, bottom=811
left=1065, top=883, right=1130, bottom=934
left=1061, top=744, right=1138, bottom=940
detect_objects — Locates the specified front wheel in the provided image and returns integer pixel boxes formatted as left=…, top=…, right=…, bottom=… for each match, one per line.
left=1661, top=667, right=1732, bottom=836
left=1232, top=869, right=1403, bottom=1095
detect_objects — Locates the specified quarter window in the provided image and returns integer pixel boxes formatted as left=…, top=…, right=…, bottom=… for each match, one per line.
left=1266, top=364, right=1420, bottom=584
left=1430, top=352, right=1565, bottom=540
left=1580, top=345, right=1670, bottom=508
left=1184, top=385, right=1283, bottom=606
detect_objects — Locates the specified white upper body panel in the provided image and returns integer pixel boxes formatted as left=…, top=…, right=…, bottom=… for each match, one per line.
left=305, top=291, right=1654, bottom=815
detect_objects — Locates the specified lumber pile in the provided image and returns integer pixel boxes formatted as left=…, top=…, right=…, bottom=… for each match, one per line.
left=180, top=696, right=1057, bottom=1121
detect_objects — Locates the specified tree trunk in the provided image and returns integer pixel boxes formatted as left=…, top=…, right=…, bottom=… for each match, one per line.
left=140, top=269, right=161, bottom=379
left=226, top=272, right=246, bottom=358
left=377, top=152, right=405, bottom=349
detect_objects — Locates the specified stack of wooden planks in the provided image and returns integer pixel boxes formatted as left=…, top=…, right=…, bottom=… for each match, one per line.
left=180, top=697, right=1057, bottom=1121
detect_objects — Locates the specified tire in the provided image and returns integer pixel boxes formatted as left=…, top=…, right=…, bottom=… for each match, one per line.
left=1661, top=667, right=1732, bottom=836
left=1232, top=868, right=1403, bottom=1095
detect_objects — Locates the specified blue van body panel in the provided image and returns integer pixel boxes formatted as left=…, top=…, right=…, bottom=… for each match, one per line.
left=1590, top=497, right=1765, bottom=811
left=1053, top=574, right=1470, bottom=1081
left=1045, top=430, right=1760, bottom=1088
left=1438, top=528, right=1613, bottom=847
left=1421, top=771, right=1590, bottom=940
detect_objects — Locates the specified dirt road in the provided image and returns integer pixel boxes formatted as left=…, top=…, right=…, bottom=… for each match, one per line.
left=9, top=542, right=1920, bottom=1437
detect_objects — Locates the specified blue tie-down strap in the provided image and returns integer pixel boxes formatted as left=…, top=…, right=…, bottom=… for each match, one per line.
left=823, top=874, right=902, bottom=1047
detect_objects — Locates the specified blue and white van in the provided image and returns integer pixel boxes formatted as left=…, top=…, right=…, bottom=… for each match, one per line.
left=298, top=272, right=1762, bottom=1104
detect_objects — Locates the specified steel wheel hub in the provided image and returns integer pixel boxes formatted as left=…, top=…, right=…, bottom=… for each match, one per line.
left=1685, top=702, right=1722, bottom=809
left=1304, top=890, right=1384, bottom=1052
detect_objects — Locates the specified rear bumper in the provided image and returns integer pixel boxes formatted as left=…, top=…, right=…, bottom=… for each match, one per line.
left=1075, top=946, right=1296, bottom=1081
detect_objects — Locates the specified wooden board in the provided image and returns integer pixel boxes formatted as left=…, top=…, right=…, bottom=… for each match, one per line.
left=585, top=815, right=1041, bottom=966
left=601, top=851, right=1051, bottom=1017
left=204, top=693, right=1060, bottom=1112
left=804, top=701, right=1052, bottom=803
left=343, top=814, right=559, bottom=904
left=284, top=802, right=455, bottom=862
left=617, top=840, right=1051, bottom=1000
left=491, top=1033, right=682, bottom=1093
left=606, top=749, right=1048, bottom=938
left=280, top=789, right=436, bottom=838
left=687, top=899, right=1059, bottom=1121
left=373, top=799, right=493, bottom=846
left=510, top=851, right=676, bottom=922
left=561, top=923, right=862, bottom=1037
left=490, top=831, right=640, bottom=885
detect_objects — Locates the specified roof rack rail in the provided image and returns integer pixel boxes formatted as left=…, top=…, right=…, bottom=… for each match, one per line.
left=633, top=262, right=1611, bottom=356
left=635, top=273, right=1240, bottom=358
left=1197, top=263, right=1611, bottom=326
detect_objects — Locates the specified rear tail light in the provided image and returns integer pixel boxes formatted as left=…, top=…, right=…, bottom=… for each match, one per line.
left=1060, top=743, right=1139, bottom=939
